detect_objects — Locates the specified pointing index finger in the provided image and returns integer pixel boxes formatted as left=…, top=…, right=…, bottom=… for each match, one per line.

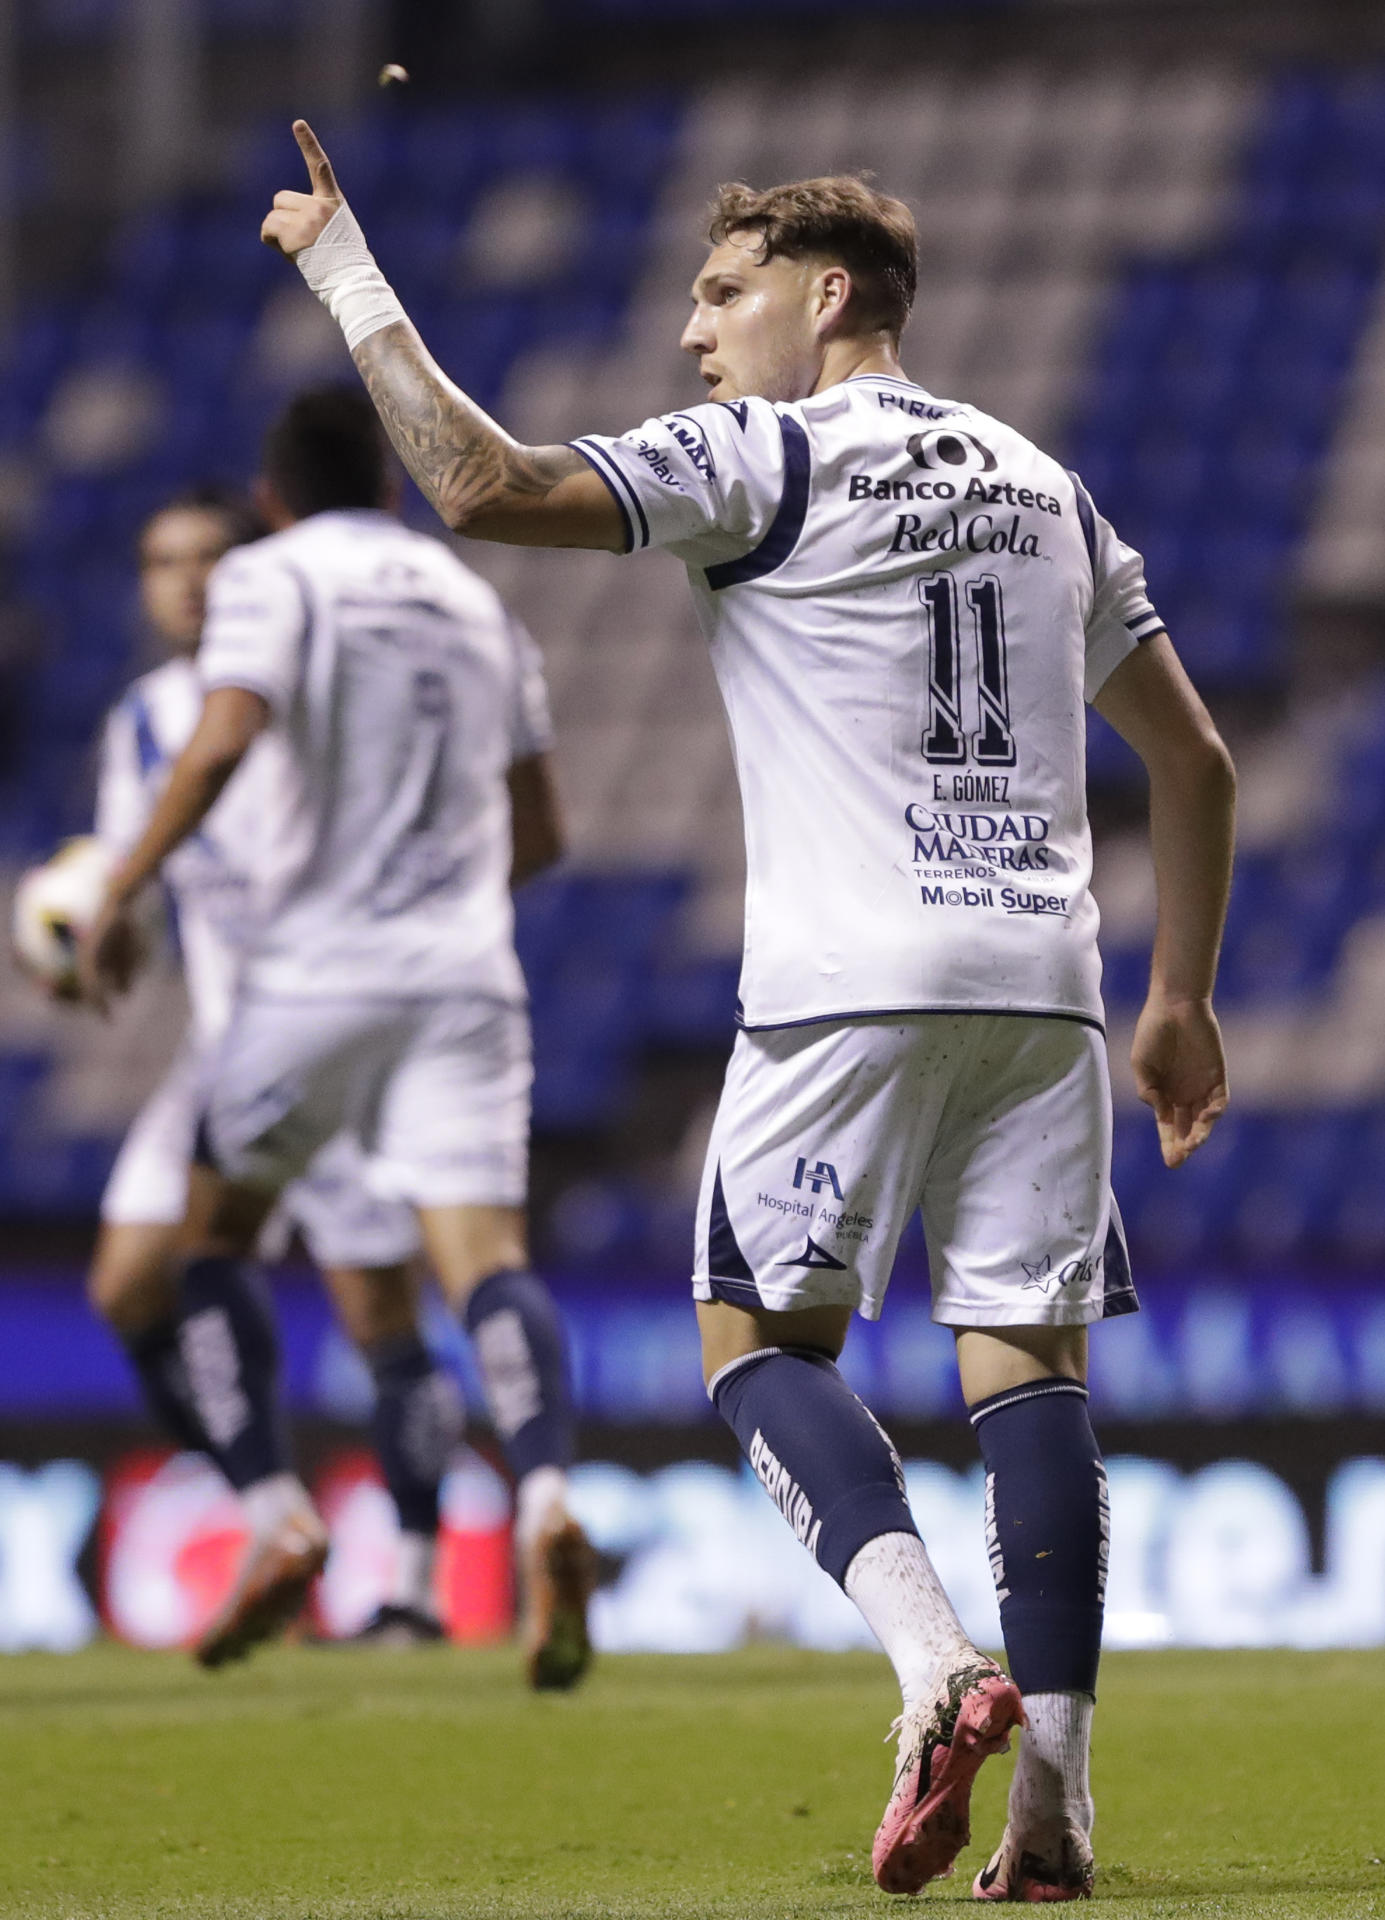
left=292, top=119, right=340, bottom=200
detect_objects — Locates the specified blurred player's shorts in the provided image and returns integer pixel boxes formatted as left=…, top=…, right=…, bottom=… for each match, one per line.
left=103, top=1038, right=420, bottom=1268
left=203, top=992, right=532, bottom=1212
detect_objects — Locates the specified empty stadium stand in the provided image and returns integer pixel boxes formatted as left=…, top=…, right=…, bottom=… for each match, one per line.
left=2, top=56, right=1385, bottom=1270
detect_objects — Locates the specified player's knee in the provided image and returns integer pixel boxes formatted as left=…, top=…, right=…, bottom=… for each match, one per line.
left=87, top=1251, right=171, bottom=1334
left=697, top=1299, right=850, bottom=1387
left=87, top=1257, right=132, bottom=1323
left=328, top=1266, right=417, bottom=1348
left=955, top=1322, right=1088, bottom=1405
left=419, top=1206, right=529, bottom=1306
left=184, top=1168, right=275, bottom=1259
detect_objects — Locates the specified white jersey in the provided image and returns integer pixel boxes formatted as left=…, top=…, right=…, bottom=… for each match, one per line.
left=574, top=375, right=1162, bottom=1030
left=96, top=656, right=266, bottom=1040
left=197, top=510, right=552, bottom=1002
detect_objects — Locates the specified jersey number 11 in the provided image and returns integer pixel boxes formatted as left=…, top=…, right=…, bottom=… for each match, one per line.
left=918, top=572, right=1016, bottom=768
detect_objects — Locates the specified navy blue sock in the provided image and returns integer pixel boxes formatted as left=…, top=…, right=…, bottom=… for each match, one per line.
left=971, top=1377, right=1108, bottom=1696
left=177, top=1256, right=289, bottom=1492
left=710, top=1347, right=918, bottom=1586
left=463, top=1269, right=575, bottom=1480
left=364, top=1331, right=463, bottom=1537
left=123, top=1316, right=214, bottom=1456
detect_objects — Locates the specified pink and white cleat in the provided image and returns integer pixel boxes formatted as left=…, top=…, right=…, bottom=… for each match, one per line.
left=872, top=1660, right=1024, bottom=1895
left=194, top=1508, right=328, bottom=1670
left=973, top=1821, right=1094, bottom=1902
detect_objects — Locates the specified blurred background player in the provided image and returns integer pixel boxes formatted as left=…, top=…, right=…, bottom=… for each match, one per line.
left=261, top=138, right=1233, bottom=1894
left=81, top=387, right=593, bottom=1688
left=88, top=485, right=465, bottom=1649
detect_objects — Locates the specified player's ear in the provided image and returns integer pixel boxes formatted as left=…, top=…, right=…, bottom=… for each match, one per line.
left=814, top=264, right=854, bottom=339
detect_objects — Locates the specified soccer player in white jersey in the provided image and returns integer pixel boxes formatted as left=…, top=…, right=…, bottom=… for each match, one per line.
left=89, top=487, right=467, bottom=1651
left=260, top=132, right=1235, bottom=1895
left=82, top=393, right=595, bottom=1687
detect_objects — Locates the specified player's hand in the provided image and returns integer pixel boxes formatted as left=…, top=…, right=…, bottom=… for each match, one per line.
left=76, top=892, right=145, bottom=1017
left=1130, top=990, right=1228, bottom=1169
left=260, top=120, right=343, bottom=258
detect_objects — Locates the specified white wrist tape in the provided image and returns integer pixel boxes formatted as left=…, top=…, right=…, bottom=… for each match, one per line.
left=295, top=202, right=407, bottom=352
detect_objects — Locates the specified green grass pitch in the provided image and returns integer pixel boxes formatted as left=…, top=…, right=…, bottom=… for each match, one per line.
left=1, top=1644, right=1382, bottom=1917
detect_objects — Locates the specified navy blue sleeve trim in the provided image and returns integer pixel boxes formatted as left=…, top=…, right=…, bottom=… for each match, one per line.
left=1066, top=469, right=1098, bottom=574
left=569, top=439, right=645, bottom=553
left=705, top=414, right=811, bottom=592
left=1125, top=611, right=1165, bottom=639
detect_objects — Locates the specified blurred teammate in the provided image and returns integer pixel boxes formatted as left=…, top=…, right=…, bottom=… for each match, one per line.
left=262, top=133, right=1235, bottom=1891
left=91, top=488, right=464, bottom=1650
left=83, top=389, right=593, bottom=1689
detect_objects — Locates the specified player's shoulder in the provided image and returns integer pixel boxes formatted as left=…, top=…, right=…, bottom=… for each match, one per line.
left=206, top=524, right=295, bottom=592
left=113, top=654, right=197, bottom=717
left=612, top=394, right=787, bottom=469
left=383, top=518, right=513, bottom=618
left=103, top=655, right=200, bottom=761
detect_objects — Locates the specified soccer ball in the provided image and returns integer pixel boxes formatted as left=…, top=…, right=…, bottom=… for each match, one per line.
left=11, top=836, right=117, bottom=996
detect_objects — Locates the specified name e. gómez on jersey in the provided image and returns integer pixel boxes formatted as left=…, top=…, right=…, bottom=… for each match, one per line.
left=571, top=376, right=1164, bottom=1032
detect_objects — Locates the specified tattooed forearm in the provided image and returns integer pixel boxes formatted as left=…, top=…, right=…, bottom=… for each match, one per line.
left=352, top=322, right=585, bottom=532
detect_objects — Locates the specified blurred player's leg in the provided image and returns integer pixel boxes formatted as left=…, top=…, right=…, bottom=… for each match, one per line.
left=371, top=997, right=594, bottom=1689
left=89, top=1220, right=215, bottom=1453
left=285, top=1133, right=453, bottom=1641
left=93, top=1050, right=221, bottom=1454
left=177, top=1163, right=327, bottom=1669
left=321, top=1260, right=459, bottom=1643
left=420, top=1202, right=593, bottom=1689
left=702, top=1299, right=1020, bottom=1892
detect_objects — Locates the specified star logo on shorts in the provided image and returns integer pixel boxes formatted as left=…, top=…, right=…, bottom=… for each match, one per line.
left=777, top=1235, right=849, bottom=1272
left=1021, top=1253, right=1057, bottom=1294
left=1021, top=1253, right=1097, bottom=1296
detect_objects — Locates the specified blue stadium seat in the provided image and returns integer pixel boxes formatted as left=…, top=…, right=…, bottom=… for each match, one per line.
left=644, top=956, right=740, bottom=1049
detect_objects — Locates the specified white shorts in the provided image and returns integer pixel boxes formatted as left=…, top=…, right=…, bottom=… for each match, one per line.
left=693, top=1012, right=1135, bottom=1328
left=203, top=992, right=531, bottom=1212
left=102, top=1040, right=422, bottom=1272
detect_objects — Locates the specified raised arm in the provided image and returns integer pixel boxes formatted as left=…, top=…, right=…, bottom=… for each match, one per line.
left=1093, top=632, right=1235, bottom=1168
left=261, top=122, right=624, bottom=551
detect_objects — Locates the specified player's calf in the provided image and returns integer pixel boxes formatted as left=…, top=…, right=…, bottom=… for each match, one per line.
left=89, top=1225, right=213, bottom=1455
left=169, top=1252, right=331, bottom=1665
left=363, top=1328, right=462, bottom=1630
left=462, top=1269, right=593, bottom=1689
left=970, top=1379, right=1105, bottom=1876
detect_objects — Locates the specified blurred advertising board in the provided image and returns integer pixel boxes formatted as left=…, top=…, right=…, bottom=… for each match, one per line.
left=0, top=1445, right=512, bottom=1655
left=0, top=1432, right=1382, bottom=1657
left=3, top=1262, right=1384, bottom=1654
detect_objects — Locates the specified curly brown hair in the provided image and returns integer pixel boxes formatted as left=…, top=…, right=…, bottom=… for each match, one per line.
left=708, top=176, right=917, bottom=340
